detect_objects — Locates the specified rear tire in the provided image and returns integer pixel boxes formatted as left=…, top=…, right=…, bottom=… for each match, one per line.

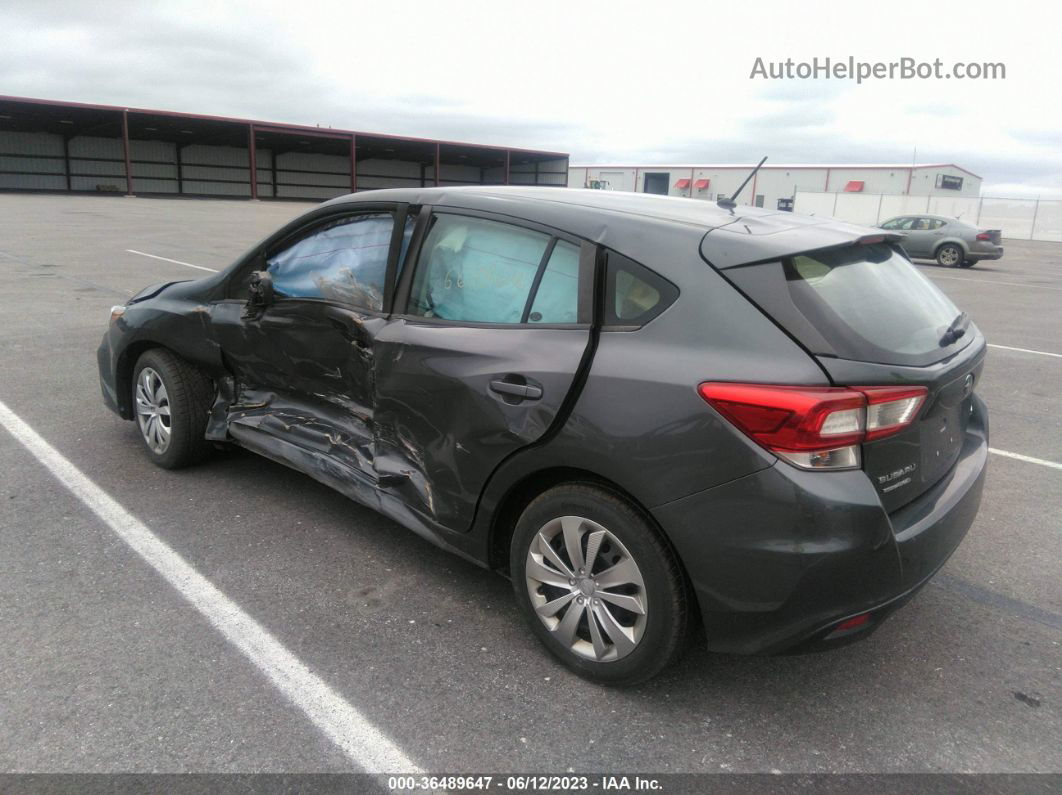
left=936, top=244, right=962, bottom=267
left=510, top=483, right=688, bottom=686
left=131, top=349, right=213, bottom=469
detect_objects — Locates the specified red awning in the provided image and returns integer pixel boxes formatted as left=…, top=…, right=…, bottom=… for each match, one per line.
left=693, top=178, right=710, bottom=189
left=674, top=178, right=691, bottom=189
left=844, top=180, right=865, bottom=192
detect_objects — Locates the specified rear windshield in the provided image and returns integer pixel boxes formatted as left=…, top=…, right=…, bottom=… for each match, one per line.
left=725, top=243, right=970, bottom=366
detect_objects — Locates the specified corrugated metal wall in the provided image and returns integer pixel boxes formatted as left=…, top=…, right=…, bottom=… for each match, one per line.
left=1, top=127, right=569, bottom=198
left=509, top=157, right=568, bottom=186
left=355, top=158, right=422, bottom=192
left=180, top=143, right=251, bottom=197
left=0, top=131, right=67, bottom=190
left=276, top=151, right=348, bottom=199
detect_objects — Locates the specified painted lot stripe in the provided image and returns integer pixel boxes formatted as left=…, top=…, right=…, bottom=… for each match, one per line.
left=0, top=398, right=420, bottom=774
left=126, top=249, right=218, bottom=273
left=920, top=271, right=1062, bottom=292
left=988, top=343, right=1062, bottom=359
left=989, top=447, right=1062, bottom=471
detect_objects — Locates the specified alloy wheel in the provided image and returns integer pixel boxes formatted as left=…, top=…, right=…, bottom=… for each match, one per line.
left=525, top=515, right=647, bottom=662
left=135, top=366, right=172, bottom=454
left=939, top=246, right=960, bottom=266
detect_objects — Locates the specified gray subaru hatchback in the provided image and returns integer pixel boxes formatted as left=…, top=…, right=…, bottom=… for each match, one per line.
left=98, top=187, right=987, bottom=685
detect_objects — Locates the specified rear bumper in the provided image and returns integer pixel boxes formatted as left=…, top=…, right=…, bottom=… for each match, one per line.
left=651, top=396, right=988, bottom=655
left=968, top=245, right=1003, bottom=261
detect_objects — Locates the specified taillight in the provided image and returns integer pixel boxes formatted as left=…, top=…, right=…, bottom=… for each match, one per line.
left=975, top=232, right=991, bottom=241
left=698, top=383, right=928, bottom=471
left=860, top=387, right=927, bottom=441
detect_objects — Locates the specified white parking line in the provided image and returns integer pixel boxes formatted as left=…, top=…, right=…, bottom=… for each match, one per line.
left=990, top=448, right=1062, bottom=471
left=126, top=249, right=218, bottom=273
left=988, top=343, right=1062, bottom=359
left=921, top=272, right=1062, bottom=292
left=0, top=398, right=420, bottom=774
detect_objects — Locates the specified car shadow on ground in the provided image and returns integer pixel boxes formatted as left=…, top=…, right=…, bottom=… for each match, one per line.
left=101, top=422, right=1053, bottom=770
left=913, top=259, right=1007, bottom=273
left=173, top=442, right=1012, bottom=701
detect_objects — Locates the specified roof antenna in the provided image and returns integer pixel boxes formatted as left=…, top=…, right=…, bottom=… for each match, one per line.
left=717, top=156, right=767, bottom=211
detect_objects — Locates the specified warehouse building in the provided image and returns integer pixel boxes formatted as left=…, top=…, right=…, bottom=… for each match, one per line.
left=0, top=95, right=569, bottom=200
left=568, top=162, right=981, bottom=210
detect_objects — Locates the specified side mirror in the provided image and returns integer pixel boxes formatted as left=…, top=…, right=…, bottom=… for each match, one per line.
left=242, top=270, right=274, bottom=319
left=248, top=270, right=274, bottom=307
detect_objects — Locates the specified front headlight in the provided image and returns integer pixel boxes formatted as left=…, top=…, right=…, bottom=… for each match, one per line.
left=109, top=305, right=126, bottom=326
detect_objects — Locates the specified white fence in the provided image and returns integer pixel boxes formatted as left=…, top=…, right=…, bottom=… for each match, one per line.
left=793, top=191, right=1062, bottom=242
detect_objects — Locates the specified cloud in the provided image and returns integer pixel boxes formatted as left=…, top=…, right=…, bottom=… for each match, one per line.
left=755, top=79, right=849, bottom=104
left=1007, top=129, right=1062, bottom=149
left=904, top=102, right=964, bottom=117
left=2, top=0, right=1061, bottom=196
left=742, top=106, right=835, bottom=132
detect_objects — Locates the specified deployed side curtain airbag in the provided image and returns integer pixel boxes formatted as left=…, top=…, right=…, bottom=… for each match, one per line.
left=413, top=215, right=549, bottom=323
left=268, top=213, right=395, bottom=310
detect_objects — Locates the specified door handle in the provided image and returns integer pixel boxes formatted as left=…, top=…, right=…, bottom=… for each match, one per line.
left=489, top=379, right=543, bottom=401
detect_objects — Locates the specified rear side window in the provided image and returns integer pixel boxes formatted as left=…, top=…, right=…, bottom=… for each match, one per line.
left=267, top=213, right=395, bottom=311
left=727, top=243, right=966, bottom=366
left=528, top=240, right=580, bottom=323
left=604, top=252, right=678, bottom=327
left=407, top=214, right=585, bottom=325
left=409, top=214, right=548, bottom=323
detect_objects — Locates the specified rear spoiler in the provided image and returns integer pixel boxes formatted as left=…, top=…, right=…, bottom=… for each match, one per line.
left=854, top=233, right=905, bottom=246
left=700, top=213, right=908, bottom=270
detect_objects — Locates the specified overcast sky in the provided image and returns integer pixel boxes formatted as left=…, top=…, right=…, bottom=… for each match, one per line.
left=4, top=0, right=1060, bottom=196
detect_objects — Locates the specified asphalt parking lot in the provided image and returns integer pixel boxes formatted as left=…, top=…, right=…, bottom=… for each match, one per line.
left=0, top=193, right=1059, bottom=775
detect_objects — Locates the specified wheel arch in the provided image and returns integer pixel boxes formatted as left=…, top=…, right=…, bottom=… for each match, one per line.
left=934, top=237, right=969, bottom=257
left=487, top=468, right=693, bottom=587
left=115, top=340, right=191, bottom=419
left=487, top=465, right=702, bottom=634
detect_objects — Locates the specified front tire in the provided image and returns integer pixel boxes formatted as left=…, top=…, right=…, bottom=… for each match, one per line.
left=131, top=349, right=213, bottom=469
left=510, top=483, right=688, bottom=686
left=936, top=244, right=962, bottom=267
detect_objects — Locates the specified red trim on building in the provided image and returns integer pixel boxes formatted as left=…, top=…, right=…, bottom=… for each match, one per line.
left=247, top=124, right=258, bottom=200
left=843, top=180, right=864, bottom=192
left=121, top=109, right=133, bottom=196
left=350, top=133, right=357, bottom=193
left=693, top=178, right=710, bottom=189
left=0, top=94, right=568, bottom=159
left=674, top=178, right=691, bottom=189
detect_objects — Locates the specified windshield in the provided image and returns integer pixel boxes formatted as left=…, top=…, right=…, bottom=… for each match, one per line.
left=784, top=243, right=966, bottom=363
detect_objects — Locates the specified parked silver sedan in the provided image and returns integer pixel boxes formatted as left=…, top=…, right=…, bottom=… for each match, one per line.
left=879, top=214, right=1003, bottom=268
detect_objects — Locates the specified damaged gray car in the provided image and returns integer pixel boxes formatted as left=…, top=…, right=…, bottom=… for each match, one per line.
left=99, top=187, right=988, bottom=685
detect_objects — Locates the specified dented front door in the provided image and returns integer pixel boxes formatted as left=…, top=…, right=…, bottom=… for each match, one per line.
left=211, top=208, right=408, bottom=479
left=212, top=299, right=385, bottom=475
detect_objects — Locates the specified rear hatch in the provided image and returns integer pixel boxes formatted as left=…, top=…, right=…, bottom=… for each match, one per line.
left=711, top=237, right=985, bottom=511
